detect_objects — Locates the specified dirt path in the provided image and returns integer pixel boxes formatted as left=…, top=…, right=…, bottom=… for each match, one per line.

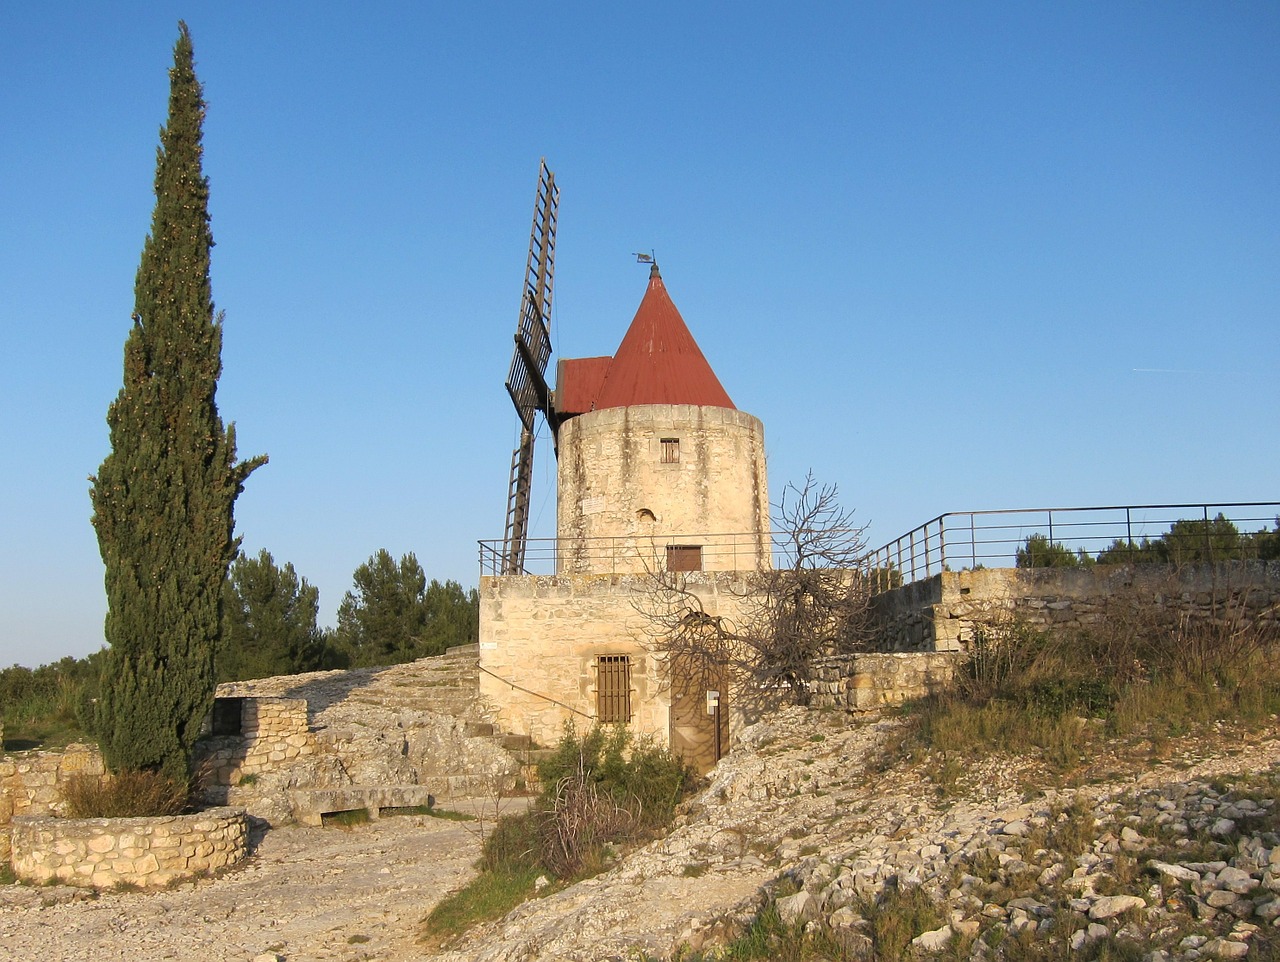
left=0, top=811, right=484, bottom=962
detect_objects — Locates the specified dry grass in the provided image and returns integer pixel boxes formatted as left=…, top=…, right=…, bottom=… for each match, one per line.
left=61, top=770, right=189, bottom=818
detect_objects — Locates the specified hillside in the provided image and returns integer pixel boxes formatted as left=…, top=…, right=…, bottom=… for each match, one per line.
left=3, top=702, right=1278, bottom=961
left=422, top=707, right=1280, bottom=961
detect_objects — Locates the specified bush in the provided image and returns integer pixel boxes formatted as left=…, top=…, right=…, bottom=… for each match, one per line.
left=61, top=770, right=190, bottom=818
left=0, top=655, right=99, bottom=750
left=532, top=724, right=696, bottom=877
left=479, top=810, right=542, bottom=872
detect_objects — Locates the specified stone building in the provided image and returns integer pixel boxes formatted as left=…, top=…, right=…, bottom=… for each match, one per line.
left=479, top=265, right=770, bottom=770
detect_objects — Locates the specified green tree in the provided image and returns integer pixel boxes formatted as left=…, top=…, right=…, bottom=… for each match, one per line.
left=219, top=550, right=328, bottom=682
left=1251, top=519, right=1280, bottom=561
left=335, top=550, right=478, bottom=666
left=1015, top=533, right=1087, bottom=568
left=88, top=23, right=265, bottom=779
left=1095, top=537, right=1162, bottom=565
left=1161, top=513, right=1242, bottom=564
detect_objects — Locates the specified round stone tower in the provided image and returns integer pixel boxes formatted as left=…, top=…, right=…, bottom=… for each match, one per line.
left=553, top=265, right=769, bottom=574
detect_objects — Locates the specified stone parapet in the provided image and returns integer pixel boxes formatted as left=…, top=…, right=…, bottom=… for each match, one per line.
left=871, top=561, right=1280, bottom=653
left=809, top=652, right=959, bottom=712
left=10, top=807, right=248, bottom=888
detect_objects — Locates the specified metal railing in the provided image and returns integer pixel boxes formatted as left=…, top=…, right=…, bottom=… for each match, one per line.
left=866, top=502, right=1280, bottom=588
left=480, top=530, right=782, bottom=577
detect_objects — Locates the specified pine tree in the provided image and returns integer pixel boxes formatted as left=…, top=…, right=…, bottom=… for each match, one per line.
left=89, top=23, right=266, bottom=779
left=220, top=550, right=328, bottom=682
left=335, top=551, right=479, bottom=667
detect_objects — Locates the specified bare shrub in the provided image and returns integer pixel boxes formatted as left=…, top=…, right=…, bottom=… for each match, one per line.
left=539, top=764, right=633, bottom=878
left=62, top=770, right=190, bottom=818
left=637, top=473, right=875, bottom=712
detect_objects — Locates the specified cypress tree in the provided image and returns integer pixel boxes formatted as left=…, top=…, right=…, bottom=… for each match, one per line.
left=89, top=22, right=266, bottom=779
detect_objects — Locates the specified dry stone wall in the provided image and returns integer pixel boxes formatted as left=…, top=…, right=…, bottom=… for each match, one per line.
left=809, top=652, right=958, bottom=713
left=0, top=743, right=105, bottom=862
left=10, top=807, right=248, bottom=888
left=871, top=561, right=1280, bottom=653
left=196, top=696, right=317, bottom=787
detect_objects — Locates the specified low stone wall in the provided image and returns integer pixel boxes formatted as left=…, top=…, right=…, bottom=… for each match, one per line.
left=809, top=652, right=959, bottom=713
left=0, top=743, right=106, bottom=862
left=871, top=561, right=1280, bottom=653
left=10, top=807, right=248, bottom=888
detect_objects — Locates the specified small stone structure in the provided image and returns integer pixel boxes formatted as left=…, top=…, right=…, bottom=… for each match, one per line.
left=871, top=561, right=1280, bottom=652
left=197, top=696, right=317, bottom=786
left=0, top=743, right=105, bottom=862
left=10, top=807, right=248, bottom=888
left=809, top=652, right=959, bottom=713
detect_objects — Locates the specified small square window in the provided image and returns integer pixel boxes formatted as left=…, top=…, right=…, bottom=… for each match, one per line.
left=666, top=544, right=703, bottom=572
left=597, top=655, right=632, bottom=723
left=210, top=698, right=245, bottom=737
left=660, top=438, right=680, bottom=464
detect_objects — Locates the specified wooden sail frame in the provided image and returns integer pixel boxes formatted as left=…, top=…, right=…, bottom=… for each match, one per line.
left=501, top=160, right=559, bottom=575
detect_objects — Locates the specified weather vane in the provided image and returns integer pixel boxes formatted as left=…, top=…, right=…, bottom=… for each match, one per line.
left=633, top=250, right=656, bottom=266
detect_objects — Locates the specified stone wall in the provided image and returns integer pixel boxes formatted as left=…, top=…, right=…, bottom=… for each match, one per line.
left=871, top=561, right=1280, bottom=652
left=10, top=807, right=248, bottom=888
left=196, top=696, right=317, bottom=787
left=0, top=743, right=105, bottom=862
left=809, top=652, right=959, bottom=713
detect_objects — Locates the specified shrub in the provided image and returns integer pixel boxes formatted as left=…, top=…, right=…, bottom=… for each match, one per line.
left=479, top=810, right=542, bottom=872
left=865, top=883, right=946, bottom=962
left=424, top=725, right=698, bottom=945
left=61, top=770, right=190, bottom=818
left=533, top=724, right=696, bottom=877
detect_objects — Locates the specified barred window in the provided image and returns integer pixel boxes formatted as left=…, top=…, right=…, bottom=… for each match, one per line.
left=596, top=655, right=632, bottom=723
left=660, top=438, right=680, bottom=463
left=666, top=544, right=703, bottom=572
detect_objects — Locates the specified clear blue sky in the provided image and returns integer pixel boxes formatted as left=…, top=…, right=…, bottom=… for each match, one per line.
left=2, top=3, right=1276, bottom=669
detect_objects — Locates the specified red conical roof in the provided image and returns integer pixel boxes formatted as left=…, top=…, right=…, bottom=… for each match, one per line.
left=591, top=265, right=735, bottom=410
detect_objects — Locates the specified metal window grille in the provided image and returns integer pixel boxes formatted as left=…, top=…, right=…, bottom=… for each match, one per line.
left=666, top=544, right=703, bottom=572
left=597, top=655, right=632, bottom=723
left=660, top=438, right=680, bottom=464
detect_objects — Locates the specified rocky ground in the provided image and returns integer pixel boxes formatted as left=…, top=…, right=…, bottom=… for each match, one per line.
left=3, top=709, right=1278, bottom=961
left=425, top=711, right=1280, bottom=962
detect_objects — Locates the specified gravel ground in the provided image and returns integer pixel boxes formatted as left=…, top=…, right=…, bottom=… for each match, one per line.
left=0, top=811, right=484, bottom=962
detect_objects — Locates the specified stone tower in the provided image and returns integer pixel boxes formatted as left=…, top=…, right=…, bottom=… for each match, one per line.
left=552, top=264, right=770, bottom=574
left=479, top=265, right=768, bottom=767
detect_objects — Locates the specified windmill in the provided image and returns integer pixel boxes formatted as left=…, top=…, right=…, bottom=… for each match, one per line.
left=501, top=159, right=559, bottom=574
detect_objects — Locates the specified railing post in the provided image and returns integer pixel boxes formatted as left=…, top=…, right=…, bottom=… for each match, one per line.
left=970, top=513, right=976, bottom=570
left=937, top=516, right=946, bottom=575
left=1126, top=507, right=1133, bottom=561
left=909, top=530, right=917, bottom=583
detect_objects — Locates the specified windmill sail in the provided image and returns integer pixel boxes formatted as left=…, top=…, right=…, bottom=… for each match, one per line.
left=502, top=160, right=559, bottom=574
